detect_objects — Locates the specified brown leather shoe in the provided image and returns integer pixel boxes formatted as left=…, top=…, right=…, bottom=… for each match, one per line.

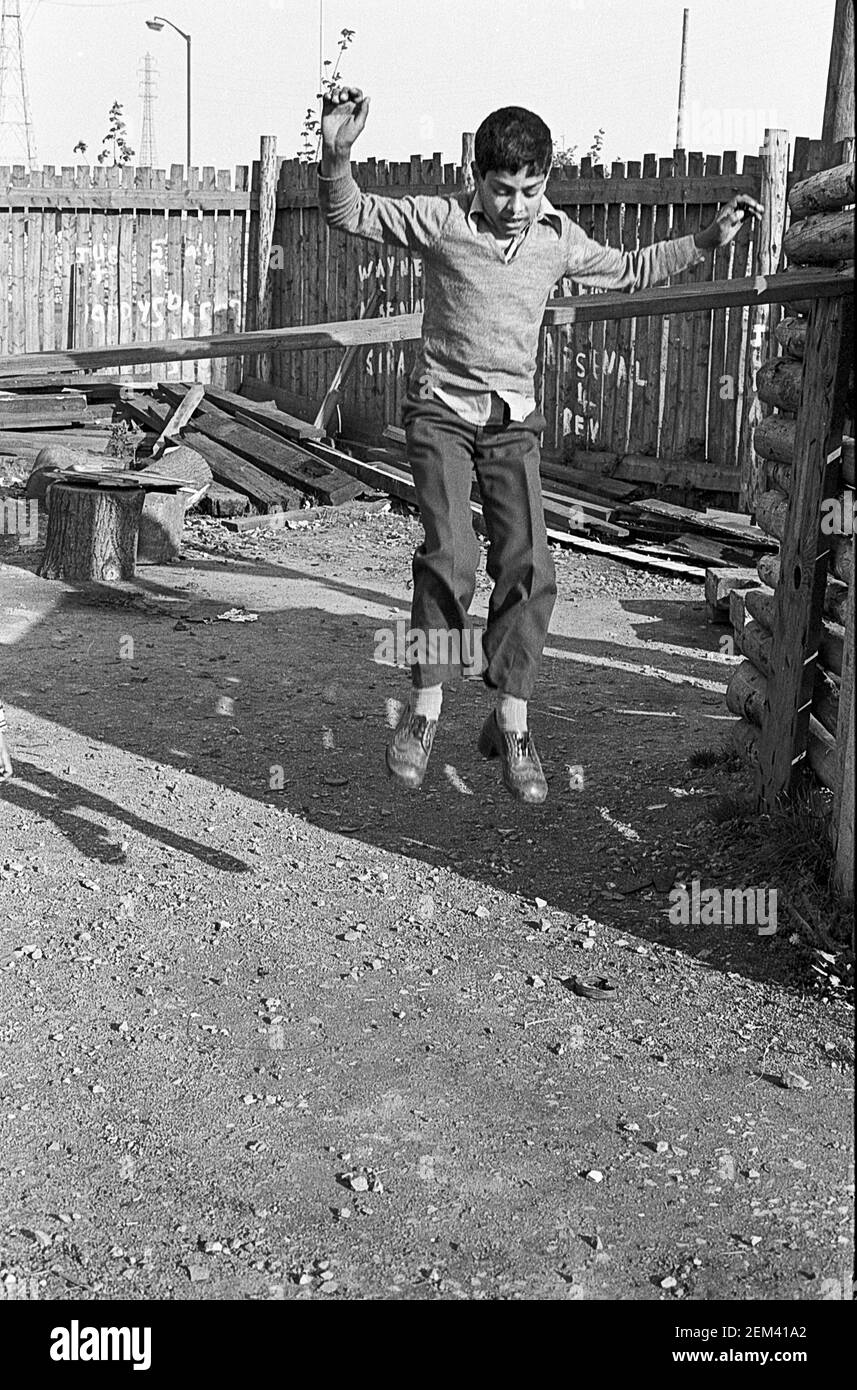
left=478, top=710, right=547, bottom=804
left=386, top=704, right=438, bottom=790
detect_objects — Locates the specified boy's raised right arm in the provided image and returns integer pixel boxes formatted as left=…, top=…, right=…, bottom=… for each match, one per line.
left=318, top=86, right=447, bottom=254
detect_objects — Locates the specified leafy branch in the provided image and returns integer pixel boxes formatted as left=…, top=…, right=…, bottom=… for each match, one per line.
left=298, top=27, right=356, bottom=163
left=74, top=101, right=135, bottom=166
left=553, top=128, right=607, bottom=171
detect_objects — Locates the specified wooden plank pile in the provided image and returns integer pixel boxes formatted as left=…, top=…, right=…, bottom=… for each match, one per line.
left=722, top=148, right=854, bottom=903
left=0, top=377, right=124, bottom=475
left=0, top=368, right=800, bottom=581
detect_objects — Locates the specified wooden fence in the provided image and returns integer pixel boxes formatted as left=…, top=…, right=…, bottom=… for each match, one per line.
left=0, top=137, right=836, bottom=489
left=0, top=163, right=252, bottom=387
left=257, top=147, right=771, bottom=477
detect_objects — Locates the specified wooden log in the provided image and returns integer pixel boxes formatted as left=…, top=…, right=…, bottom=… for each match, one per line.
left=774, top=316, right=807, bottom=359
left=766, top=462, right=849, bottom=502
left=833, top=531, right=854, bottom=904
left=821, top=622, right=844, bottom=678
left=807, top=724, right=838, bottom=792
left=757, top=552, right=780, bottom=588
left=754, top=415, right=796, bottom=464
left=729, top=587, right=750, bottom=638
left=765, top=460, right=793, bottom=493
left=758, top=295, right=851, bottom=802
left=754, top=488, right=789, bottom=540
left=814, top=675, right=841, bottom=738
left=729, top=713, right=837, bottom=790
left=138, top=491, right=185, bottom=564
left=737, top=618, right=773, bottom=676
left=832, top=534, right=853, bottom=584
left=740, top=128, right=790, bottom=511
left=789, top=160, right=855, bottom=219
left=756, top=357, right=803, bottom=412
left=704, top=566, right=761, bottom=620
left=253, top=135, right=278, bottom=383
left=744, top=586, right=776, bottom=632
left=38, top=481, right=144, bottom=581
left=825, top=577, right=850, bottom=624
left=784, top=209, right=855, bottom=264
left=726, top=659, right=767, bottom=725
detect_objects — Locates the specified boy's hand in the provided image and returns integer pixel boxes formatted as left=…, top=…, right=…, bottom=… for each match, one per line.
left=321, top=85, right=370, bottom=156
left=0, top=732, right=12, bottom=781
left=695, top=194, right=764, bottom=251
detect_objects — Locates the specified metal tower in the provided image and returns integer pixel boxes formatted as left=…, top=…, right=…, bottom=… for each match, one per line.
left=138, top=51, right=159, bottom=168
left=0, top=0, right=36, bottom=166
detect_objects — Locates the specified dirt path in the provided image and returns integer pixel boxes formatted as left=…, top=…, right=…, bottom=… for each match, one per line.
left=0, top=508, right=852, bottom=1301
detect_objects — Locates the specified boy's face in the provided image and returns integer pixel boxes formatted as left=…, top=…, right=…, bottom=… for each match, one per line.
left=472, top=163, right=550, bottom=236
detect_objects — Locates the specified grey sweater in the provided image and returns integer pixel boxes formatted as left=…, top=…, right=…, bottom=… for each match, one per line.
left=318, top=170, right=704, bottom=399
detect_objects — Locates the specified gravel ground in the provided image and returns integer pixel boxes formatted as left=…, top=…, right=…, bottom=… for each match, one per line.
left=0, top=503, right=852, bottom=1302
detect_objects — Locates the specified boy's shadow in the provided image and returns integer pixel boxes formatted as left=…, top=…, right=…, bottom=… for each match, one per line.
left=2, top=760, right=249, bottom=873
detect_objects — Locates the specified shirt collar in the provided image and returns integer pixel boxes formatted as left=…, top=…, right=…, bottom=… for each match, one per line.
left=467, top=183, right=562, bottom=235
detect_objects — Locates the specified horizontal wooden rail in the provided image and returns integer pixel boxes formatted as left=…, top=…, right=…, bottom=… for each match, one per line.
left=0, top=269, right=850, bottom=378
left=542, top=268, right=853, bottom=325
left=0, top=189, right=255, bottom=211
left=278, top=173, right=762, bottom=210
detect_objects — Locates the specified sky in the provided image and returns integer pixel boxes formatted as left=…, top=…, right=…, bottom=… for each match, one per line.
left=5, top=0, right=839, bottom=172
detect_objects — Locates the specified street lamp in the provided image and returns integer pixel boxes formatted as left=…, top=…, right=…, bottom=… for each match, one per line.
left=146, top=16, right=191, bottom=169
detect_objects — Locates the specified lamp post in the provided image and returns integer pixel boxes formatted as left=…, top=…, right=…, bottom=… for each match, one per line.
left=146, top=16, right=191, bottom=169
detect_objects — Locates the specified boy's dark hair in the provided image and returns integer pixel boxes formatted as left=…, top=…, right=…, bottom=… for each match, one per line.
left=473, top=106, right=553, bottom=178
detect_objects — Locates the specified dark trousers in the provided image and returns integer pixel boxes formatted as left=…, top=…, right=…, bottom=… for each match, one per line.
left=401, top=388, right=557, bottom=701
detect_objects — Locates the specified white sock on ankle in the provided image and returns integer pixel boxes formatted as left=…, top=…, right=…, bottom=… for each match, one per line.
left=496, top=694, right=528, bottom=733
left=410, top=685, right=443, bottom=720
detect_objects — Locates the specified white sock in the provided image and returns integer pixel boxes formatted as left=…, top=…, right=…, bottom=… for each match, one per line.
left=496, top=694, right=528, bottom=732
left=410, top=684, right=443, bottom=720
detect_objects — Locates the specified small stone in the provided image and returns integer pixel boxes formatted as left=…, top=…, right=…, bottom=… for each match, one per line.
left=660, top=1276, right=677, bottom=1289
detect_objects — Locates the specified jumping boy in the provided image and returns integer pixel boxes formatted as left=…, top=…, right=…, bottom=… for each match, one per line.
left=319, top=90, right=761, bottom=803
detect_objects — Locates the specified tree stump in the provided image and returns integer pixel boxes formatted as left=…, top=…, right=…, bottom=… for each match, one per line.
left=38, top=483, right=144, bottom=582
